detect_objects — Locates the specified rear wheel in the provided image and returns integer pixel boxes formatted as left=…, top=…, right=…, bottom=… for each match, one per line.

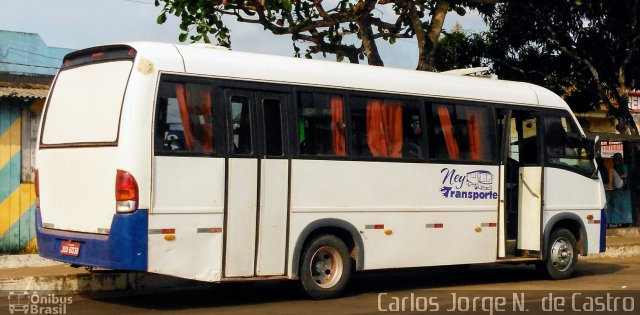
left=299, top=234, right=351, bottom=299
left=538, top=228, right=578, bottom=279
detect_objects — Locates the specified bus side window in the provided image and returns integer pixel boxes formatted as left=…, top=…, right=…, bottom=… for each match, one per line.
left=349, top=97, right=422, bottom=160
left=429, top=104, right=493, bottom=162
left=544, top=115, right=594, bottom=174
left=155, top=81, right=215, bottom=155
left=262, top=98, right=284, bottom=156
left=229, top=95, right=252, bottom=155
left=429, top=104, right=457, bottom=160
left=297, top=92, right=346, bottom=157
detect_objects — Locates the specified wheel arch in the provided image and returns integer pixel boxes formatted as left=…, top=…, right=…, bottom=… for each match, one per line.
left=543, top=213, right=588, bottom=256
left=291, top=218, right=364, bottom=278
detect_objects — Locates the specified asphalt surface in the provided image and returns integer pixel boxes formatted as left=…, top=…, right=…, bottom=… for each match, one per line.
left=2, top=255, right=639, bottom=315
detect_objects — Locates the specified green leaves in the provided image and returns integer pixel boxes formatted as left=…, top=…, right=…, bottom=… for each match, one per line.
left=283, top=0, right=293, bottom=12
left=486, top=0, right=640, bottom=122
left=264, top=0, right=293, bottom=12
left=434, top=29, right=489, bottom=72
left=157, top=13, right=167, bottom=24
left=155, top=0, right=501, bottom=70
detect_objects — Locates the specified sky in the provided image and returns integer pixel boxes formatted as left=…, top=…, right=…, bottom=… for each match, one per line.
left=0, top=0, right=487, bottom=70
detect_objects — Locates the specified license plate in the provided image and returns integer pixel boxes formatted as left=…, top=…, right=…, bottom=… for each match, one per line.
left=60, top=241, right=81, bottom=256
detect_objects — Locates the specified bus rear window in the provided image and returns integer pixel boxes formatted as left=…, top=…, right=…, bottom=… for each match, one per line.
left=41, top=60, right=132, bottom=146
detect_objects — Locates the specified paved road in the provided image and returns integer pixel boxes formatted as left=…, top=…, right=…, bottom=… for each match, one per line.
left=2, top=256, right=639, bottom=315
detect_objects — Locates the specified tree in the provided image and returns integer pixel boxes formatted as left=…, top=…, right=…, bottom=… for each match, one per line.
left=155, top=0, right=500, bottom=71
left=433, top=23, right=490, bottom=71
left=486, top=0, right=640, bottom=134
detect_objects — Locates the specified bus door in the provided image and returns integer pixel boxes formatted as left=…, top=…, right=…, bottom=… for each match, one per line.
left=151, top=79, right=227, bottom=280
left=498, top=110, right=543, bottom=258
left=224, top=89, right=289, bottom=277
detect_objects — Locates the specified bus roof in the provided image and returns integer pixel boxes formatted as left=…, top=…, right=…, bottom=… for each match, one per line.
left=124, top=42, right=569, bottom=110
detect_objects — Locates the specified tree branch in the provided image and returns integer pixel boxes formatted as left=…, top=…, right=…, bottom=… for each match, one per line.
left=423, top=0, right=450, bottom=71
left=294, top=32, right=360, bottom=63
left=358, top=19, right=384, bottom=66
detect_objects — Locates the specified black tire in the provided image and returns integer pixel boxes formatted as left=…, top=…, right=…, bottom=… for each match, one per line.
left=299, top=234, right=352, bottom=299
left=538, top=228, right=578, bottom=280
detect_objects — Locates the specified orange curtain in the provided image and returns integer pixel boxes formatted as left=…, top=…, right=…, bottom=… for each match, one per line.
left=366, top=99, right=403, bottom=158
left=199, top=88, right=214, bottom=153
left=330, top=96, right=346, bottom=156
left=466, top=109, right=484, bottom=160
left=437, top=105, right=459, bottom=160
left=384, top=101, right=403, bottom=158
left=175, top=84, right=214, bottom=153
left=175, top=84, right=194, bottom=150
left=367, top=99, right=387, bottom=157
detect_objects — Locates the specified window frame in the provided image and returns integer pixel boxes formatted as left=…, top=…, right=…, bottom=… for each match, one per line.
left=293, top=87, right=350, bottom=160
left=224, top=90, right=255, bottom=158
left=153, top=73, right=583, bottom=170
left=346, top=92, right=432, bottom=163
left=39, top=61, right=134, bottom=149
left=541, top=110, right=596, bottom=178
left=215, top=79, right=294, bottom=159
left=426, top=101, right=499, bottom=165
left=153, top=74, right=226, bottom=158
left=296, top=91, right=349, bottom=158
left=347, top=95, right=425, bottom=161
left=257, top=92, right=289, bottom=159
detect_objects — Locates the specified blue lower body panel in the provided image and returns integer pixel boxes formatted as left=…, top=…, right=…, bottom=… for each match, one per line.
left=36, top=208, right=148, bottom=271
left=600, top=209, right=607, bottom=253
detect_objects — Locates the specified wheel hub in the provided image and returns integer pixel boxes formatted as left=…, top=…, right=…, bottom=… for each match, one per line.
left=309, top=246, right=343, bottom=289
left=550, top=237, right=573, bottom=272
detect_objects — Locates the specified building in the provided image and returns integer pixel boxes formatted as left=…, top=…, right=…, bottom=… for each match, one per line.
left=575, top=93, right=640, bottom=226
left=0, top=30, right=73, bottom=253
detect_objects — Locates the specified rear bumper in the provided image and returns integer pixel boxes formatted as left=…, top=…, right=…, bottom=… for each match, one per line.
left=36, top=208, right=148, bottom=271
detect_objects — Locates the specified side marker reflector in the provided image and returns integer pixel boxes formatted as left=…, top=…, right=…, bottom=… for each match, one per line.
left=149, top=229, right=176, bottom=234
left=197, top=227, right=223, bottom=233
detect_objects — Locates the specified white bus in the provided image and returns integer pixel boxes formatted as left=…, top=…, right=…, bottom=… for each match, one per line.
left=36, top=43, right=606, bottom=299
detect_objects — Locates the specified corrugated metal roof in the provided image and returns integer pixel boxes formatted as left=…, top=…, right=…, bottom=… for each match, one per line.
left=0, top=73, right=54, bottom=85
left=0, top=86, right=49, bottom=99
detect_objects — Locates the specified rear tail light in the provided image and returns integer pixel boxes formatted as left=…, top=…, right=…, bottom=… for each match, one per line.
left=91, top=52, right=104, bottom=59
left=34, top=169, right=40, bottom=208
left=62, top=45, right=137, bottom=69
left=115, top=170, right=138, bottom=213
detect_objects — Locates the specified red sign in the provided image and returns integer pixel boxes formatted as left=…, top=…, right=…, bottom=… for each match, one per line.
left=600, top=141, right=623, bottom=158
left=629, top=91, right=640, bottom=112
left=60, top=241, right=81, bottom=256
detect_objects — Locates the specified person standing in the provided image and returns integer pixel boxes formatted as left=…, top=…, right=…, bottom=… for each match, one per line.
left=610, top=153, right=633, bottom=227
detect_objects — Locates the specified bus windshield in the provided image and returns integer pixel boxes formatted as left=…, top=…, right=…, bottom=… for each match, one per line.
left=41, top=60, right=132, bottom=146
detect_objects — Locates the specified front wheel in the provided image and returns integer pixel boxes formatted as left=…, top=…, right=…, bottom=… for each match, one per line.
left=299, top=234, right=352, bottom=299
left=538, top=228, right=578, bottom=280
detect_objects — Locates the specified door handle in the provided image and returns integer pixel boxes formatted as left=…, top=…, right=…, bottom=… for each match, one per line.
left=520, top=173, right=540, bottom=199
